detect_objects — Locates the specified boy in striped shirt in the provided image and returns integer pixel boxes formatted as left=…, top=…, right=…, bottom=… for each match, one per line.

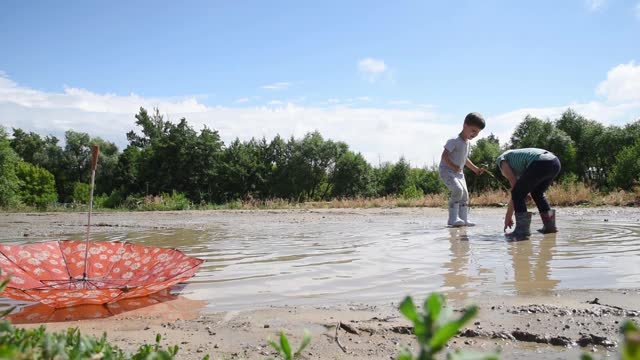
left=496, top=148, right=561, bottom=240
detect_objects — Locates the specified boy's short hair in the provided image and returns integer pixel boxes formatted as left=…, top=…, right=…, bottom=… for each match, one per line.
left=464, top=112, right=486, bottom=129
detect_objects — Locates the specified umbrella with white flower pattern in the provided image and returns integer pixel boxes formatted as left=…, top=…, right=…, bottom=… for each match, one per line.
left=0, top=145, right=203, bottom=308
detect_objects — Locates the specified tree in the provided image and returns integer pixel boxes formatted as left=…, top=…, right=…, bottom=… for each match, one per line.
left=220, top=138, right=264, bottom=201
left=609, top=139, right=640, bottom=190
left=188, top=126, right=224, bottom=203
left=114, top=146, right=142, bottom=195
left=268, top=132, right=346, bottom=201
left=54, top=130, right=92, bottom=202
left=0, top=127, right=20, bottom=207
left=467, top=134, right=504, bottom=192
left=126, top=107, right=171, bottom=147
left=10, top=128, right=45, bottom=164
left=378, top=157, right=411, bottom=196
left=410, top=167, right=446, bottom=195
left=123, top=108, right=224, bottom=203
left=555, top=109, right=605, bottom=183
left=510, top=116, right=577, bottom=177
left=34, top=135, right=66, bottom=200
left=297, top=131, right=346, bottom=200
left=15, top=162, right=57, bottom=209
left=331, top=151, right=374, bottom=198
left=91, top=137, right=120, bottom=196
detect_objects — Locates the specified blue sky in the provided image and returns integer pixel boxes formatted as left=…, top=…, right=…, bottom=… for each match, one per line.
left=1, top=0, right=639, bottom=166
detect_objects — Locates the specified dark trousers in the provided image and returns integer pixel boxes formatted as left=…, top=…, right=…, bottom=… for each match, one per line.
left=512, top=157, right=561, bottom=213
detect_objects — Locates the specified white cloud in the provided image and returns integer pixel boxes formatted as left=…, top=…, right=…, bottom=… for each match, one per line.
left=596, top=61, right=640, bottom=103
left=356, top=96, right=372, bottom=102
left=327, top=98, right=340, bottom=104
left=2, top=61, right=640, bottom=168
left=358, top=58, right=388, bottom=83
left=0, top=73, right=452, bottom=167
left=235, top=97, right=250, bottom=103
left=586, top=0, right=606, bottom=11
left=0, top=75, right=207, bottom=114
left=261, top=82, right=292, bottom=90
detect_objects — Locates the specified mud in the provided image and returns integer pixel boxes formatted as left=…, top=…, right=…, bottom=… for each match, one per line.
left=1, top=207, right=639, bottom=359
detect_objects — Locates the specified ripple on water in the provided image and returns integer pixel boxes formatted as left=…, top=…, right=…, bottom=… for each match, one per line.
left=2, top=211, right=639, bottom=311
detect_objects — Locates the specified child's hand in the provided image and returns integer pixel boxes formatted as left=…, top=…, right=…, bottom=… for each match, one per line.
left=476, top=167, right=485, bottom=176
left=504, top=215, right=514, bottom=231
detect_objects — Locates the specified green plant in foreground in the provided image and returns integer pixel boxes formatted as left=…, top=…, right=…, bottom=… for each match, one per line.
left=0, top=322, right=184, bottom=360
left=620, top=321, right=640, bottom=360
left=397, top=293, right=499, bottom=360
left=0, top=270, right=15, bottom=318
left=581, top=320, right=640, bottom=360
left=268, top=330, right=311, bottom=360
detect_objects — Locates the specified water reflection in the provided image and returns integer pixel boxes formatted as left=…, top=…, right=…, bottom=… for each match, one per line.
left=509, top=233, right=559, bottom=294
left=442, top=228, right=472, bottom=301
left=8, top=288, right=206, bottom=324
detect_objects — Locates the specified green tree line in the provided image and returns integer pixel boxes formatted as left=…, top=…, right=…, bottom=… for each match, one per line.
left=1, top=108, right=639, bottom=209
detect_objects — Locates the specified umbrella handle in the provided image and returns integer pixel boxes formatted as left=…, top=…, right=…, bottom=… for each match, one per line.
left=91, top=144, right=100, bottom=171
left=83, top=145, right=100, bottom=280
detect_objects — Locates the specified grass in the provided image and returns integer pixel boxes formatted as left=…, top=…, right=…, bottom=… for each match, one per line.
left=2, top=183, right=639, bottom=213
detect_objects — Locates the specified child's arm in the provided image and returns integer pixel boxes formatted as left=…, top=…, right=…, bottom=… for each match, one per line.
left=441, top=149, right=461, bottom=172
left=499, top=160, right=517, bottom=230
left=465, top=158, right=484, bottom=175
left=504, top=200, right=514, bottom=231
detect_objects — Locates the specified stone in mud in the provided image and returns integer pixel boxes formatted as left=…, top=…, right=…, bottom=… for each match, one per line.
left=390, top=326, right=413, bottom=335
left=340, top=322, right=360, bottom=335
left=460, top=329, right=482, bottom=337
left=491, top=332, right=515, bottom=341
left=549, top=336, right=573, bottom=346
left=577, top=334, right=616, bottom=348
left=512, top=330, right=545, bottom=343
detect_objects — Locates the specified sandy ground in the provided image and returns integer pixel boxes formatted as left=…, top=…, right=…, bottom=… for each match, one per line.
left=1, top=208, right=639, bottom=359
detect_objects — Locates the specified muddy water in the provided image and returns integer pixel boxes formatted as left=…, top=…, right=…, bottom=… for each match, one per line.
left=2, top=208, right=639, bottom=312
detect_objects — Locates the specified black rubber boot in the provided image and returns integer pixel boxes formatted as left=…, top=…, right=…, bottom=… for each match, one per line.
left=506, top=212, right=532, bottom=241
left=538, top=209, right=557, bottom=234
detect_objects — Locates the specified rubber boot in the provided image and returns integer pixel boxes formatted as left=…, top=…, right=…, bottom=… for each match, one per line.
left=448, top=204, right=465, bottom=227
left=538, top=209, right=557, bottom=234
left=506, top=212, right=532, bottom=241
left=458, top=202, right=475, bottom=227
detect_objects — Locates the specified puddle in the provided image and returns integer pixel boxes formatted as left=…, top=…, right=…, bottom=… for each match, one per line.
left=1, top=209, right=639, bottom=312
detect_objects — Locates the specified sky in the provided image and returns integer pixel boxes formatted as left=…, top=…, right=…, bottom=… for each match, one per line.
left=1, top=0, right=639, bottom=167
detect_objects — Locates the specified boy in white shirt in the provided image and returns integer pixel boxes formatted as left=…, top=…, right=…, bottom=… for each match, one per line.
left=439, top=112, right=486, bottom=227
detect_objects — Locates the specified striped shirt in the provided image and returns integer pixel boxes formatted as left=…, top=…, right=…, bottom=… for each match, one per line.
left=496, top=148, right=556, bottom=176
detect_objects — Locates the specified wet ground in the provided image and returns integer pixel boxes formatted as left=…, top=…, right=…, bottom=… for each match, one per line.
left=1, top=207, right=639, bottom=358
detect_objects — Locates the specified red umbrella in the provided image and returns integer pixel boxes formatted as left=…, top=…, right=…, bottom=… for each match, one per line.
left=0, top=145, right=204, bottom=308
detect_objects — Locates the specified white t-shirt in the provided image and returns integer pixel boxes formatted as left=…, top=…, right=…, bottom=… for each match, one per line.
left=440, top=135, right=469, bottom=171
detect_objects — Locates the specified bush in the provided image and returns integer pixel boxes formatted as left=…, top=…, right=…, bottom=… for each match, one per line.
left=119, top=192, right=192, bottom=211
left=15, top=162, right=57, bottom=209
left=401, top=184, right=424, bottom=199
left=94, top=190, right=125, bottom=208
left=140, top=192, right=191, bottom=211
left=610, top=140, right=640, bottom=190
left=71, top=182, right=91, bottom=204
left=0, top=127, right=20, bottom=207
